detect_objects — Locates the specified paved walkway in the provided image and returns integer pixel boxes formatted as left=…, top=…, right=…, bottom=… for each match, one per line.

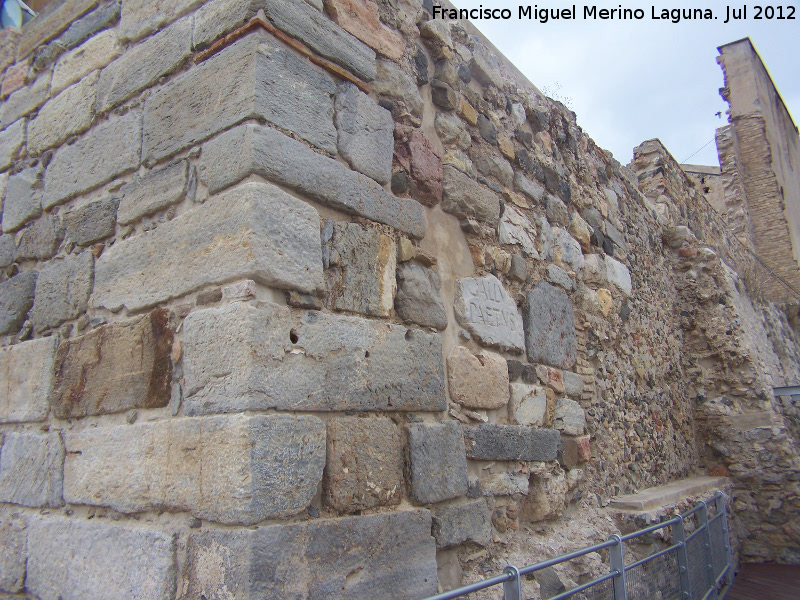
left=726, top=563, right=800, bottom=599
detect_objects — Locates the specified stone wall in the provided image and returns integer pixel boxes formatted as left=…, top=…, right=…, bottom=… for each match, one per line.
left=0, top=1, right=798, bottom=598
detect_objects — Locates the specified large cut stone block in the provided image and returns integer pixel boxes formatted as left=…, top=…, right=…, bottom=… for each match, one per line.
left=524, top=282, right=577, bottom=369
left=143, top=30, right=336, bottom=162
left=183, top=301, right=445, bottom=414
left=93, top=181, right=323, bottom=312
left=27, top=71, right=97, bottom=154
left=62, top=197, right=119, bottom=246
left=29, top=252, right=93, bottom=333
left=442, top=165, right=501, bottom=225
left=120, top=0, right=204, bottom=41
left=454, top=274, right=525, bottom=352
left=395, top=263, right=448, bottom=330
left=463, top=424, right=559, bottom=461
left=51, top=310, right=173, bottom=418
left=117, top=160, right=188, bottom=225
left=199, top=123, right=426, bottom=238
left=17, top=0, right=95, bottom=59
left=0, top=119, right=25, bottom=172
left=26, top=516, right=177, bottom=600
left=554, top=398, right=586, bottom=435
left=0, top=514, right=26, bottom=593
left=509, top=382, right=549, bottom=427
left=0, top=337, right=57, bottom=423
left=0, top=432, right=63, bottom=508
left=409, top=422, right=468, bottom=504
left=432, top=499, right=492, bottom=548
left=184, top=510, right=437, bottom=599
left=51, top=30, right=121, bottom=95
left=15, top=214, right=65, bottom=261
left=2, top=164, right=43, bottom=233
left=64, top=414, right=325, bottom=525
left=447, top=345, right=509, bottom=409
left=43, top=111, right=141, bottom=209
left=327, top=222, right=396, bottom=317
left=0, top=271, right=37, bottom=336
left=325, top=0, right=405, bottom=61
left=325, top=416, right=403, bottom=512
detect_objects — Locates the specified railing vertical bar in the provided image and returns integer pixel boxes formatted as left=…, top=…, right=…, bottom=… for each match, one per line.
left=503, top=566, right=521, bottom=600
left=674, top=515, right=693, bottom=600
left=715, top=494, right=734, bottom=587
left=608, top=534, right=627, bottom=600
left=698, top=502, right=719, bottom=600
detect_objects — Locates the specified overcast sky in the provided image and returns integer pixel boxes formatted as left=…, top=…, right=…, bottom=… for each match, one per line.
left=453, top=0, right=799, bottom=167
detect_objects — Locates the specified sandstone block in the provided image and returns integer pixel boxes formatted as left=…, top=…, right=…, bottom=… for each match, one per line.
left=17, top=0, right=96, bottom=60
left=26, top=516, right=176, bottom=600
left=63, top=197, right=118, bottom=246
left=199, top=123, right=425, bottom=238
left=16, top=214, right=65, bottom=261
left=335, top=82, right=393, bottom=184
left=0, top=271, right=36, bottom=335
left=94, top=181, right=323, bottom=312
left=606, top=256, right=633, bottom=296
left=183, top=301, right=446, bottom=414
left=143, top=30, right=336, bottom=162
left=0, top=235, right=14, bottom=268
left=409, top=422, right=468, bottom=504
left=325, top=0, right=404, bottom=61
left=463, top=424, right=559, bottom=461
left=0, top=432, right=63, bottom=508
left=454, top=274, right=524, bottom=352
left=28, top=71, right=97, bottom=154
left=0, top=337, right=56, bottom=423
left=395, top=263, right=448, bottom=330
left=0, top=27, right=20, bottom=75
left=2, top=164, right=43, bottom=233
left=0, top=515, right=25, bottom=593
left=51, top=310, right=172, bottom=418
left=50, top=30, right=121, bottom=95
left=524, top=282, right=577, bottom=369
left=0, top=119, right=24, bottom=172
left=324, top=416, right=403, bottom=512
left=554, top=398, right=586, bottom=435
left=0, top=72, right=50, bottom=129
left=442, top=165, right=501, bottom=225
left=509, top=382, right=548, bottom=427
left=432, top=499, right=491, bottom=548
left=372, top=58, right=423, bottom=117
left=43, top=111, right=141, bottom=209
left=29, top=252, right=93, bottom=333
left=119, top=0, right=202, bottom=41
left=64, top=414, right=325, bottom=524
left=117, top=160, right=188, bottom=225
left=395, top=129, right=443, bottom=207
left=184, top=510, right=437, bottom=599
left=447, top=345, right=509, bottom=409
left=327, top=221, right=396, bottom=317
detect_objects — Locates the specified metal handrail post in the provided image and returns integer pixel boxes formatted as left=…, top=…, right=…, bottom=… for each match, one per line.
left=715, top=494, right=734, bottom=586
left=503, top=566, right=521, bottom=600
left=697, top=502, right=719, bottom=600
left=608, top=534, right=627, bottom=600
left=673, top=515, right=692, bottom=600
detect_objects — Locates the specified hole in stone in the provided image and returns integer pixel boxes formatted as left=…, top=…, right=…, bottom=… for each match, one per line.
left=405, top=330, right=413, bottom=341
left=289, top=329, right=299, bottom=344
left=365, top=351, right=370, bottom=358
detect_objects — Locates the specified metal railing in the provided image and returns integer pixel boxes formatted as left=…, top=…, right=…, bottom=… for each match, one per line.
left=420, top=493, right=733, bottom=600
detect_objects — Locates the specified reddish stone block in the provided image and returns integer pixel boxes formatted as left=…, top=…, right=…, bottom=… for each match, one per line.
left=394, top=129, right=443, bottom=207
left=1, top=60, right=28, bottom=98
left=324, top=0, right=404, bottom=61
left=559, top=435, right=591, bottom=468
left=547, top=367, right=564, bottom=394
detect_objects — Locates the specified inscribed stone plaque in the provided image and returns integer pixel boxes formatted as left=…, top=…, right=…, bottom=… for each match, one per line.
left=454, top=274, right=524, bottom=352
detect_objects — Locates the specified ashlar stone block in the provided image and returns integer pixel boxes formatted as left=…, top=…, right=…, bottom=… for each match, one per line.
left=554, top=398, right=586, bottom=435
left=447, top=345, right=509, bottom=410
left=0, top=514, right=26, bottom=593
left=0, top=431, right=64, bottom=508
left=432, top=499, right=492, bottom=548
left=0, top=337, right=57, bottom=423
left=524, top=281, right=577, bottom=369
left=509, top=381, right=548, bottom=427
left=409, top=422, right=468, bottom=504
left=463, top=424, right=559, bottom=461
left=93, top=181, right=323, bottom=312
left=0, top=271, right=37, bottom=336
left=27, top=70, right=97, bottom=154
left=454, top=274, right=525, bottom=352
left=395, top=264, right=448, bottom=330
left=64, top=414, right=325, bottom=525
left=2, top=164, right=43, bottom=233
left=117, top=160, right=188, bottom=225
left=0, top=119, right=25, bottom=172
left=29, top=252, right=93, bottom=333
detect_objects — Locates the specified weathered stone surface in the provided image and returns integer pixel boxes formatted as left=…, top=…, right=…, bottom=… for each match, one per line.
left=605, top=220, right=627, bottom=250
left=97, top=17, right=192, bottom=112
left=335, top=83, right=393, bottom=184
left=559, top=435, right=591, bottom=468
left=325, top=0, right=404, bottom=60
left=43, top=110, right=141, bottom=209
left=0, top=72, right=49, bottom=129
left=0, top=432, right=63, bottom=508
left=0, top=61, right=28, bottom=100
left=431, top=79, right=458, bottom=110
left=477, top=114, right=497, bottom=143
left=554, top=398, right=586, bottom=435
left=118, top=160, right=187, bottom=225
left=94, top=181, right=323, bottom=312
left=0, top=27, right=20, bottom=76
left=0, top=337, right=57, bottom=423
left=0, top=119, right=24, bottom=172
left=583, top=253, right=607, bottom=285
left=463, top=425, right=559, bottom=461
left=184, top=301, right=446, bottom=414
left=481, top=471, right=529, bottom=496
left=0, top=515, right=25, bottom=593
left=395, top=263, right=448, bottom=330
left=545, top=195, right=569, bottom=227
left=432, top=499, right=491, bottom=548
left=470, top=43, right=503, bottom=88
left=184, top=510, right=437, bottom=599
left=454, top=274, right=525, bottom=352
left=144, top=31, right=336, bottom=162
left=0, top=271, right=36, bottom=335
left=509, top=382, right=548, bottom=427
left=516, top=174, right=545, bottom=205
left=442, top=165, right=501, bottom=225
left=327, top=222, right=396, bottom=317
left=29, top=252, right=93, bottom=333
left=63, top=197, right=118, bottom=245
left=394, top=129, right=443, bottom=207
left=51, top=310, right=172, bottom=418
left=476, top=154, right=513, bottom=188
left=17, top=0, right=96, bottom=60
left=28, top=71, right=97, bottom=154
left=498, top=205, right=538, bottom=257
left=2, top=164, right=43, bottom=233
left=447, top=345, right=509, bottom=409
left=0, top=235, right=15, bottom=268
left=325, top=416, right=403, bottom=512
left=120, top=0, right=202, bottom=41
left=549, top=226, right=584, bottom=271
left=373, top=58, right=423, bottom=117
left=524, top=282, right=577, bottom=369
left=547, top=263, right=573, bottom=291
left=26, top=517, right=177, bottom=600
left=409, top=422, right=469, bottom=504
left=199, top=123, right=425, bottom=238
left=64, top=414, right=325, bottom=524
left=606, top=256, right=633, bottom=296
left=562, top=371, right=585, bottom=397
left=16, top=214, right=65, bottom=261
